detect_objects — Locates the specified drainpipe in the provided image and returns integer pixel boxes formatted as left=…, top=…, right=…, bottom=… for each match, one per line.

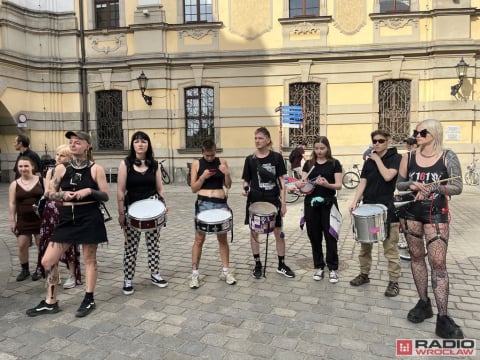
left=79, top=0, right=88, bottom=131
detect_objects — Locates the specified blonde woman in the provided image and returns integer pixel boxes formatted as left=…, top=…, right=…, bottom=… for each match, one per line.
left=397, top=119, right=464, bottom=339
left=34, top=144, right=82, bottom=288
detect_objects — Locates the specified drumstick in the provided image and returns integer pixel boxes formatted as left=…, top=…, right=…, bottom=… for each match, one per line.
left=424, top=176, right=461, bottom=185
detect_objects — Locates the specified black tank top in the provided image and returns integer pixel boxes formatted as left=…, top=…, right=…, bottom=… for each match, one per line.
left=198, top=157, right=224, bottom=189
left=126, top=166, right=157, bottom=205
left=60, top=163, right=99, bottom=202
left=408, top=151, right=448, bottom=184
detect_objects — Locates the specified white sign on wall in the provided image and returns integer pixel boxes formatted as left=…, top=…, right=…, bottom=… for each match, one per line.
left=444, top=126, right=460, bottom=141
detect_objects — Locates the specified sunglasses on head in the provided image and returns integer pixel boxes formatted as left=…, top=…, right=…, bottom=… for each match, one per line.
left=413, top=129, right=429, bottom=138
left=372, top=138, right=386, bottom=144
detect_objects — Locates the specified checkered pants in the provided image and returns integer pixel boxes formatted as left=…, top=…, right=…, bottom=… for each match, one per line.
left=123, top=225, right=160, bottom=280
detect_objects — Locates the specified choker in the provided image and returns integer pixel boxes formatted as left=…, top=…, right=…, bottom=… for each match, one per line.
left=70, top=159, right=89, bottom=169
left=420, top=151, right=437, bottom=158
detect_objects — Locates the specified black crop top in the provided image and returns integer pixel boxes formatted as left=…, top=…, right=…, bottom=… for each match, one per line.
left=60, top=163, right=99, bottom=202
left=198, top=157, right=224, bottom=189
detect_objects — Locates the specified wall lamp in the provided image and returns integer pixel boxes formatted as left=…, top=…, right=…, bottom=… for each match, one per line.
left=450, top=58, right=469, bottom=96
left=137, top=71, right=152, bottom=105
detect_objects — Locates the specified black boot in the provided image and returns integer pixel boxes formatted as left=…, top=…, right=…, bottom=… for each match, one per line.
left=407, top=298, right=433, bottom=323
left=435, top=315, right=464, bottom=339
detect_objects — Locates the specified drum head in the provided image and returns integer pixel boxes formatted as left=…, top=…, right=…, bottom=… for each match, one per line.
left=249, top=202, right=277, bottom=215
left=352, top=204, right=385, bottom=217
left=197, top=209, right=231, bottom=222
left=128, top=199, right=165, bottom=219
left=300, top=183, right=315, bottom=194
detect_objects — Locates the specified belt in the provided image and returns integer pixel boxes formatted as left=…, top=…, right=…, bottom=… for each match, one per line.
left=197, top=195, right=226, bottom=203
left=63, top=201, right=96, bottom=206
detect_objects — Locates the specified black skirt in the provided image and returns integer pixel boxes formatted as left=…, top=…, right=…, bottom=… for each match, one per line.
left=51, top=202, right=108, bottom=245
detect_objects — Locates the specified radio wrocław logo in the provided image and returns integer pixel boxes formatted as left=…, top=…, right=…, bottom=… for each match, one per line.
left=396, top=339, right=476, bottom=357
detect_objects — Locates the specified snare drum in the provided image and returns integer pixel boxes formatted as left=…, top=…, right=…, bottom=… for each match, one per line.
left=127, top=199, right=166, bottom=231
left=351, top=204, right=387, bottom=243
left=195, top=209, right=232, bottom=234
left=248, top=202, right=277, bottom=234
left=299, top=182, right=315, bottom=194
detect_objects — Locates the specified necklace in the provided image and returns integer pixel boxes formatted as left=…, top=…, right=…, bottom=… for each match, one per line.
left=70, top=158, right=89, bottom=169
left=420, top=151, right=437, bottom=158
left=19, top=177, right=33, bottom=186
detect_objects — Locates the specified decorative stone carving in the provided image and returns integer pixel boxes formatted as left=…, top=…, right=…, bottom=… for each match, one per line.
left=293, top=22, right=320, bottom=35
left=180, top=28, right=215, bottom=40
left=89, top=34, right=125, bottom=55
left=334, top=0, right=366, bottom=35
left=377, top=17, right=416, bottom=30
left=228, top=0, right=272, bottom=40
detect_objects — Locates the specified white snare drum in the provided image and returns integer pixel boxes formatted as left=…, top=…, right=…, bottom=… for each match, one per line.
left=299, top=183, right=315, bottom=194
left=127, top=199, right=166, bottom=231
left=351, top=204, right=388, bottom=243
left=195, top=209, right=232, bottom=234
left=248, top=202, right=277, bottom=234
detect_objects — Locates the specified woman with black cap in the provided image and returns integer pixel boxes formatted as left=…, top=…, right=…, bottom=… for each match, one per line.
left=26, top=131, right=109, bottom=318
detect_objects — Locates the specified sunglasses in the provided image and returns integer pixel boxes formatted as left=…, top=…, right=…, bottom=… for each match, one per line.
left=413, top=129, right=429, bottom=138
left=372, top=139, right=386, bottom=144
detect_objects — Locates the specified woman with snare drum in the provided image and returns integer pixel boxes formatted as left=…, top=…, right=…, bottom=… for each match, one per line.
left=117, top=131, right=168, bottom=296
left=397, top=119, right=464, bottom=339
left=189, top=139, right=236, bottom=289
left=348, top=130, right=402, bottom=297
left=295, top=136, right=342, bottom=283
left=241, top=127, right=295, bottom=279
left=26, top=131, right=109, bottom=318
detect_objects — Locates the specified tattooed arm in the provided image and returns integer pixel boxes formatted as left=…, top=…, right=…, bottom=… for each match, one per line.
left=439, top=150, right=463, bottom=196
left=45, top=164, right=67, bottom=201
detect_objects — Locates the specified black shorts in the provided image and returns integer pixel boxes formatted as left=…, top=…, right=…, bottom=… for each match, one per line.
left=402, top=198, right=448, bottom=224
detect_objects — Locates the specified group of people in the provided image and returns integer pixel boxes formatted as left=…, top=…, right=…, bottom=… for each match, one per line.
left=348, top=120, right=464, bottom=339
left=8, top=121, right=465, bottom=339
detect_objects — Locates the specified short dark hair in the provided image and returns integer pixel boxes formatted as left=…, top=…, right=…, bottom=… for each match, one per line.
left=370, top=129, right=390, bottom=140
left=201, top=139, right=216, bottom=152
left=16, top=134, right=30, bottom=147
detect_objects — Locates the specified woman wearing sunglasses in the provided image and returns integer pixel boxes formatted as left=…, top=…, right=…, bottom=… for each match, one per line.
left=397, top=119, right=464, bottom=339
left=349, top=130, right=402, bottom=297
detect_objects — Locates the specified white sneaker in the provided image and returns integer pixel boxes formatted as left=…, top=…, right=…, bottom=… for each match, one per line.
left=313, top=269, right=324, bottom=281
left=329, top=270, right=339, bottom=284
left=190, top=273, right=199, bottom=289
left=63, top=274, right=76, bottom=289
left=220, top=271, right=237, bottom=285
left=123, top=279, right=134, bottom=295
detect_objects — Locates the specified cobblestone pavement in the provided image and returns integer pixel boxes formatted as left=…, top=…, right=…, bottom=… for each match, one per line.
left=0, top=181, right=479, bottom=359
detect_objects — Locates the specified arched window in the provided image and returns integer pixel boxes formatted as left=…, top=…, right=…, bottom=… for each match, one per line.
left=96, top=90, right=123, bottom=150
left=378, top=79, right=411, bottom=143
left=185, top=86, right=214, bottom=148
left=288, top=82, right=320, bottom=146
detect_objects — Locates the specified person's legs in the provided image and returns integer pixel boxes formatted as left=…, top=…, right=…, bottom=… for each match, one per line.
left=350, top=242, right=372, bottom=286
left=305, top=211, right=325, bottom=270
left=217, top=233, right=229, bottom=269
left=146, top=229, right=160, bottom=273
left=82, top=244, right=98, bottom=293
left=123, top=226, right=141, bottom=281
left=26, top=242, right=68, bottom=317
left=383, top=223, right=401, bottom=297
left=42, top=243, right=69, bottom=303
left=192, top=232, right=206, bottom=270
left=17, top=234, right=31, bottom=280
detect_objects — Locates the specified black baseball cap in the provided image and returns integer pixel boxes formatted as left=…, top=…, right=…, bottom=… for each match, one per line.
left=65, top=131, right=91, bottom=144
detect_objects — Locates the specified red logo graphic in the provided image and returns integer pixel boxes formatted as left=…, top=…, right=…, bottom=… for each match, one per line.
left=397, top=339, right=413, bottom=356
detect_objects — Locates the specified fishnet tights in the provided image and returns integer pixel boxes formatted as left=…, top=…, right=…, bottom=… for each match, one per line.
left=403, top=219, right=449, bottom=316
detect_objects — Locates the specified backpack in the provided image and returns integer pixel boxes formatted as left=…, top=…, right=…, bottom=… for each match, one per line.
left=288, top=148, right=297, bottom=164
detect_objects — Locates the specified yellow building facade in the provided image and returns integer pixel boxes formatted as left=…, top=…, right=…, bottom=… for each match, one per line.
left=0, top=0, right=479, bottom=181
